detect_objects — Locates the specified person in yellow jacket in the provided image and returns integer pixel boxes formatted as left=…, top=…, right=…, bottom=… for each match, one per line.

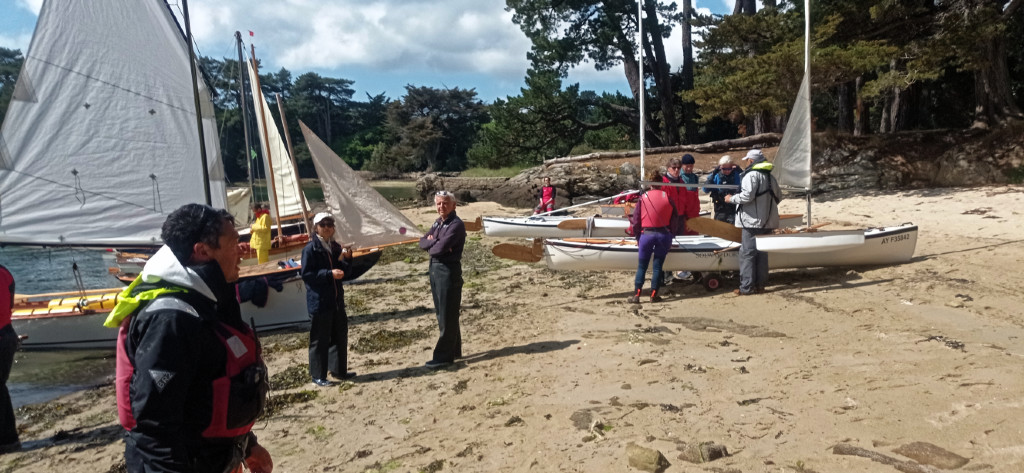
left=250, top=203, right=273, bottom=264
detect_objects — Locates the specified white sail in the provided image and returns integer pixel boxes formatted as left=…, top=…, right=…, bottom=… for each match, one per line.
left=0, top=0, right=227, bottom=247
left=246, top=60, right=306, bottom=220
left=299, top=121, right=422, bottom=248
left=776, top=73, right=812, bottom=190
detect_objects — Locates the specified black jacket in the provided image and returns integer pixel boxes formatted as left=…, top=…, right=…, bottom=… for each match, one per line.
left=300, top=235, right=351, bottom=314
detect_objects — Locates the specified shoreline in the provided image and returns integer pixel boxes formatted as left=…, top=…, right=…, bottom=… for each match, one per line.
left=6, top=186, right=1024, bottom=472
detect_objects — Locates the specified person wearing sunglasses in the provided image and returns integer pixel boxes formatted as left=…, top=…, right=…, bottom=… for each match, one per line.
left=704, top=155, right=743, bottom=224
left=661, top=154, right=701, bottom=236
left=301, top=212, right=356, bottom=386
left=419, top=190, right=467, bottom=368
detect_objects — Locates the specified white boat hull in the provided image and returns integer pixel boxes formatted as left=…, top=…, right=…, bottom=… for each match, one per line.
left=755, top=230, right=865, bottom=253
left=12, top=277, right=310, bottom=350
left=483, top=216, right=629, bottom=238
left=544, top=225, right=918, bottom=272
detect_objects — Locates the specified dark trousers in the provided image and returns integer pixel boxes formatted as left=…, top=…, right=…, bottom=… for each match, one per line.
left=739, top=228, right=772, bottom=294
left=429, top=260, right=463, bottom=363
left=634, top=230, right=673, bottom=293
left=0, top=324, right=17, bottom=445
left=309, top=307, right=348, bottom=379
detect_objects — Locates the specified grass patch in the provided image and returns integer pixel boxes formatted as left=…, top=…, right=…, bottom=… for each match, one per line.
left=365, top=460, right=403, bottom=473
left=306, top=424, right=332, bottom=442
left=263, top=390, right=318, bottom=418
left=352, top=328, right=431, bottom=354
left=378, top=244, right=428, bottom=265
left=270, top=364, right=311, bottom=390
left=460, top=166, right=530, bottom=177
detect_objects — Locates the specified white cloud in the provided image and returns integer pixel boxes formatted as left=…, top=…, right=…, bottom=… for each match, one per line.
left=15, top=0, right=41, bottom=14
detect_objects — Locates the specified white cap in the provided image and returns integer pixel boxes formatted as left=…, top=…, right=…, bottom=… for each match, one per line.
left=312, top=212, right=334, bottom=226
left=718, top=155, right=733, bottom=166
left=742, top=149, right=765, bottom=162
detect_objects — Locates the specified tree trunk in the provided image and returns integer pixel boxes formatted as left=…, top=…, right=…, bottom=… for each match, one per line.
left=680, top=0, right=696, bottom=144
left=733, top=0, right=756, bottom=15
left=645, top=1, right=679, bottom=145
left=763, top=0, right=777, bottom=8
left=837, top=81, right=855, bottom=134
left=854, top=76, right=870, bottom=136
left=972, top=34, right=1023, bottom=127
left=752, top=112, right=769, bottom=135
left=879, top=93, right=892, bottom=134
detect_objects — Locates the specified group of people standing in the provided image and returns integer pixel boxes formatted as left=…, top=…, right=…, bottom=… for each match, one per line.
left=629, top=149, right=781, bottom=301
left=106, top=188, right=468, bottom=472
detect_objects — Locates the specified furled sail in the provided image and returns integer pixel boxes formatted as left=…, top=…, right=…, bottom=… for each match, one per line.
left=299, top=121, right=422, bottom=248
left=0, top=0, right=227, bottom=246
left=246, top=61, right=306, bottom=220
left=775, top=73, right=812, bottom=190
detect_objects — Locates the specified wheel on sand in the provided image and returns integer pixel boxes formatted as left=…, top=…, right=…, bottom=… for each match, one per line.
left=703, top=276, right=721, bottom=292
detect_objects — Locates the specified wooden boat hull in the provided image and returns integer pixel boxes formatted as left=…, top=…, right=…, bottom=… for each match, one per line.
left=12, top=276, right=310, bottom=350
left=544, top=225, right=918, bottom=272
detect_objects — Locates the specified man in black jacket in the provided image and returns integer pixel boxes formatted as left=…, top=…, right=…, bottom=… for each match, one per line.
left=301, top=212, right=355, bottom=386
left=110, top=204, right=272, bottom=473
left=419, top=191, right=466, bottom=368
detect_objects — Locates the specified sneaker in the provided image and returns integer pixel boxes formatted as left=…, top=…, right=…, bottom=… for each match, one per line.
left=627, top=295, right=641, bottom=304
left=330, top=371, right=357, bottom=380
left=424, top=360, right=452, bottom=369
left=675, top=271, right=692, bottom=280
left=311, top=378, right=335, bottom=387
left=650, top=294, right=663, bottom=303
left=732, top=289, right=751, bottom=296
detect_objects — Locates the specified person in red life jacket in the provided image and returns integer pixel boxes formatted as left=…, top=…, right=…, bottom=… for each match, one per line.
left=627, top=176, right=677, bottom=303
left=534, top=177, right=557, bottom=214
left=0, top=265, right=20, bottom=455
left=301, top=212, right=355, bottom=386
left=106, top=204, right=273, bottom=473
left=661, top=155, right=701, bottom=235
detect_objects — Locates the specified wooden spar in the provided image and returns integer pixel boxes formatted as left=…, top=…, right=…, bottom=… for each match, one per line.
left=249, top=44, right=284, bottom=241
left=14, top=287, right=122, bottom=302
left=684, top=216, right=742, bottom=243
left=534, top=190, right=641, bottom=217
left=350, top=238, right=420, bottom=258
left=275, top=93, right=312, bottom=235
left=181, top=0, right=211, bottom=205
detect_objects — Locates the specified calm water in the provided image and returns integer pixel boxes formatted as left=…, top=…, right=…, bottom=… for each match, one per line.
left=1, top=180, right=417, bottom=408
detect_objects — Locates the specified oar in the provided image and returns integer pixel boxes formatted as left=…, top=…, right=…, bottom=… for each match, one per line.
left=685, top=217, right=742, bottom=243
left=463, top=216, right=483, bottom=232
left=491, top=243, right=543, bottom=263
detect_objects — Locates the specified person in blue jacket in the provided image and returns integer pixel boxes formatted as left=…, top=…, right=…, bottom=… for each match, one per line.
left=301, top=212, right=355, bottom=386
left=703, top=155, right=743, bottom=224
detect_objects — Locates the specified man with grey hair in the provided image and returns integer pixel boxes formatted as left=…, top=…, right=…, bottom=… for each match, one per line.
left=725, top=151, right=782, bottom=295
left=419, top=191, right=467, bottom=368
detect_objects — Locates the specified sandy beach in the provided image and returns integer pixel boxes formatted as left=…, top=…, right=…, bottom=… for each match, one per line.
left=5, top=185, right=1024, bottom=473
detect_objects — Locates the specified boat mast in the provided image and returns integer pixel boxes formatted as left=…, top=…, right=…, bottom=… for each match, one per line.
left=803, top=0, right=812, bottom=225
left=181, top=0, right=212, bottom=205
left=249, top=45, right=285, bottom=239
left=637, top=0, right=646, bottom=181
left=235, top=32, right=256, bottom=202
left=275, top=93, right=313, bottom=234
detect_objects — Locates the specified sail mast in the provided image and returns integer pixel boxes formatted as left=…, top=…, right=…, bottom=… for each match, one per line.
left=249, top=45, right=284, bottom=239
left=181, top=0, right=211, bottom=205
left=637, top=0, right=646, bottom=180
left=235, top=32, right=255, bottom=201
left=804, top=0, right=812, bottom=225
left=275, top=93, right=312, bottom=234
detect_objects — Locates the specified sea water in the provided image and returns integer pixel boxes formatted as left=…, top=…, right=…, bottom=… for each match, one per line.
left=1, top=246, right=120, bottom=408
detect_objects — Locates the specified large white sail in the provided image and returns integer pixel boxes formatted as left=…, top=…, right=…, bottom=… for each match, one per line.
left=0, top=0, right=227, bottom=247
left=299, top=121, right=422, bottom=248
left=246, top=61, right=306, bottom=220
left=775, top=73, right=812, bottom=190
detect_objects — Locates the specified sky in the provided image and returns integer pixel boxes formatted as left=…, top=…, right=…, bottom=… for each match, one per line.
left=0, top=0, right=734, bottom=103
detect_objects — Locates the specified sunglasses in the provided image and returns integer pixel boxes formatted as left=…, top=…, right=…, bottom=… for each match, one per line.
left=668, top=166, right=680, bottom=170
left=435, top=191, right=452, bottom=197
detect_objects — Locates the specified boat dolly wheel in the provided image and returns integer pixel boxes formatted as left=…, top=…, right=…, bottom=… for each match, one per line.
left=703, top=276, right=722, bottom=292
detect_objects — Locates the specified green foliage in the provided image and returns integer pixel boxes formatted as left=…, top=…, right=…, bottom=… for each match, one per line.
left=0, top=47, right=24, bottom=131
left=366, top=86, right=488, bottom=174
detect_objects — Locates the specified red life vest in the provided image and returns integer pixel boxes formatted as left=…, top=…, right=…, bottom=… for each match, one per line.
left=115, top=297, right=267, bottom=438
left=639, top=190, right=673, bottom=229
left=540, top=186, right=555, bottom=203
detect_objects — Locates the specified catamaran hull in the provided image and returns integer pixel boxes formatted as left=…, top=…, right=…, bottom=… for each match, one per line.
left=483, top=216, right=629, bottom=238
left=12, top=277, right=310, bottom=350
left=544, top=225, right=918, bottom=272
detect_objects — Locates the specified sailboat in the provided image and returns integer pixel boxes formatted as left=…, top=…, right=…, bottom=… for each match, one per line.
left=542, top=0, right=918, bottom=275
left=2, top=0, right=309, bottom=348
